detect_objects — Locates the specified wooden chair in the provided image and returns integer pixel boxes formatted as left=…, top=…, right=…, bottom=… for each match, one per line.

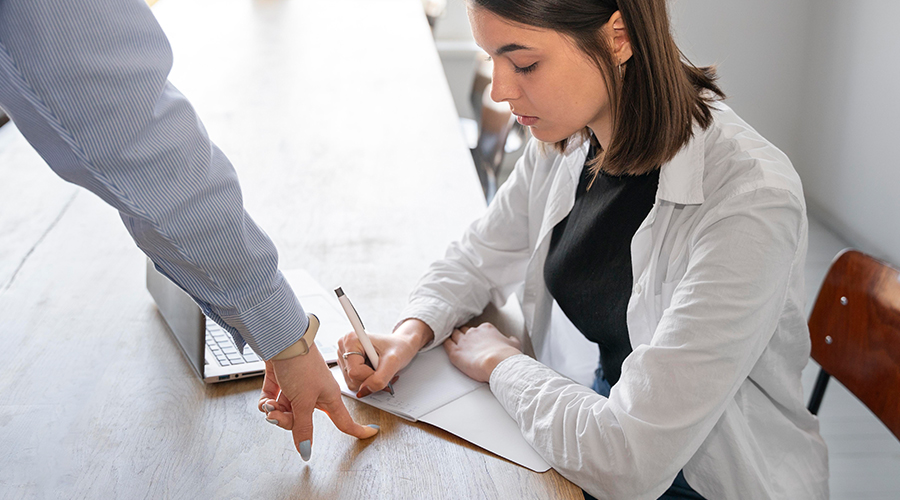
left=471, top=82, right=516, bottom=203
left=806, top=249, right=900, bottom=440
left=466, top=55, right=529, bottom=203
left=469, top=53, right=492, bottom=128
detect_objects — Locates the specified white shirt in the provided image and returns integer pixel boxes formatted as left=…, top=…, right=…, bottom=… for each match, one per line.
left=400, top=103, right=829, bottom=499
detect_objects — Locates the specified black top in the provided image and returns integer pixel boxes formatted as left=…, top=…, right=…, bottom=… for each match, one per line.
left=544, top=145, right=659, bottom=386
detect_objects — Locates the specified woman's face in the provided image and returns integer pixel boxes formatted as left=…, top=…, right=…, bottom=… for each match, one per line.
left=468, top=6, right=612, bottom=144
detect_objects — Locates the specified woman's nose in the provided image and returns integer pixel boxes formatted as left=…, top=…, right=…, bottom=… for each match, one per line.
left=490, top=67, right=519, bottom=103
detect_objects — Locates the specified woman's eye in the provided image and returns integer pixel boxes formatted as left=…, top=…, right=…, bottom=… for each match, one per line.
left=514, top=62, right=538, bottom=74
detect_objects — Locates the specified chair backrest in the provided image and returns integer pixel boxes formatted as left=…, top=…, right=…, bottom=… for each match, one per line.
left=469, top=54, right=492, bottom=126
left=471, top=83, right=515, bottom=203
left=475, top=83, right=515, bottom=167
left=808, top=249, right=900, bottom=439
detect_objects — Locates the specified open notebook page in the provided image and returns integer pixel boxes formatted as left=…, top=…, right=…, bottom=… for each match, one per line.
left=332, top=347, right=484, bottom=420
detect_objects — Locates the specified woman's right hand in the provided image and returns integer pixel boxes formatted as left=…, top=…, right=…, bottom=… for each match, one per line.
left=336, top=318, right=434, bottom=398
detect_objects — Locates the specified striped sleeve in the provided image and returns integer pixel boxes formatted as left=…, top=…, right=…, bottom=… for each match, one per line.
left=0, top=0, right=307, bottom=359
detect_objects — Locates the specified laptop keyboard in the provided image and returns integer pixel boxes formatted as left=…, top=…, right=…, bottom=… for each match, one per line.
left=206, top=320, right=261, bottom=366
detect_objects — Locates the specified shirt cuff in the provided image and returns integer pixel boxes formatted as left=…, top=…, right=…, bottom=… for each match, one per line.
left=489, top=353, right=541, bottom=415
left=396, top=296, right=460, bottom=351
left=216, top=278, right=309, bottom=360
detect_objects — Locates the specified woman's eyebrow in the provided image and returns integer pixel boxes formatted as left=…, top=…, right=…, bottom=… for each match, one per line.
left=496, top=43, right=532, bottom=55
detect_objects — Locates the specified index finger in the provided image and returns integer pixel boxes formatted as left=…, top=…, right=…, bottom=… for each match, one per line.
left=319, top=394, right=379, bottom=440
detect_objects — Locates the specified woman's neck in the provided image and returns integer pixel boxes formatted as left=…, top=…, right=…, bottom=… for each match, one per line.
left=588, top=115, right=612, bottom=151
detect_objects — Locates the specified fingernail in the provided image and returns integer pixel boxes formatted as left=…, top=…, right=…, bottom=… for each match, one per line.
left=367, top=424, right=380, bottom=431
left=298, top=440, right=311, bottom=461
left=266, top=418, right=279, bottom=425
left=262, top=403, right=275, bottom=412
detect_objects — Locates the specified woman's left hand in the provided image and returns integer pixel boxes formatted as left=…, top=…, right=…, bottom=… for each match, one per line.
left=444, top=322, right=523, bottom=382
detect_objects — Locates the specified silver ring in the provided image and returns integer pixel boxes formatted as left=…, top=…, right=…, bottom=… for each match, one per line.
left=342, top=351, right=366, bottom=360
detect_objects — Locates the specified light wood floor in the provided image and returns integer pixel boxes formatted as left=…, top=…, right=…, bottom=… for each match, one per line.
left=802, top=215, right=900, bottom=499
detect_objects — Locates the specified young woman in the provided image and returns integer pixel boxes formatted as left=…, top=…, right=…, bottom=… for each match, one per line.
left=332, top=0, right=829, bottom=497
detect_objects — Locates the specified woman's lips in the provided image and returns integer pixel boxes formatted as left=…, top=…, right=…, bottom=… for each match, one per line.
left=514, top=114, right=538, bottom=126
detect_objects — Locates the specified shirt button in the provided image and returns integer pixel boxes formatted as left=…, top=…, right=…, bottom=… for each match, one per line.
left=633, top=283, right=643, bottom=295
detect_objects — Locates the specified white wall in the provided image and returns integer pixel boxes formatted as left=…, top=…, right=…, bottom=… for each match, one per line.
left=657, top=0, right=900, bottom=266
left=793, top=0, right=900, bottom=266
left=432, top=0, right=474, bottom=40
left=433, top=0, right=480, bottom=120
left=669, top=0, right=815, bottom=162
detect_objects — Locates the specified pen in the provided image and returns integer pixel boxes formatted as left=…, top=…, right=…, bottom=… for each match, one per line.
left=334, top=287, right=394, bottom=396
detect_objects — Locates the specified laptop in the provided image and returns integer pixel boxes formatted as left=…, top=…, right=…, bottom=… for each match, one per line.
left=146, top=259, right=352, bottom=383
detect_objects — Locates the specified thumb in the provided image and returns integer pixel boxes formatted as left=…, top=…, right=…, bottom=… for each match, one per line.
left=291, top=402, right=315, bottom=461
left=361, top=354, right=404, bottom=394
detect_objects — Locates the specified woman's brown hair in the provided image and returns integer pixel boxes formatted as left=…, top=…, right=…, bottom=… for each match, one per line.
left=470, top=0, right=725, bottom=176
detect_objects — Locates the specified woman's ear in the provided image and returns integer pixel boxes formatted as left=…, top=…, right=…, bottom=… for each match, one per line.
left=607, top=11, right=633, bottom=65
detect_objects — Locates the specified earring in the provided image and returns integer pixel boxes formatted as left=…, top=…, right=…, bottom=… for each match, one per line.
left=618, top=62, right=624, bottom=80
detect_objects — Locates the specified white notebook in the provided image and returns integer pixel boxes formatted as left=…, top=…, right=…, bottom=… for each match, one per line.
left=331, top=348, right=551, bottom=472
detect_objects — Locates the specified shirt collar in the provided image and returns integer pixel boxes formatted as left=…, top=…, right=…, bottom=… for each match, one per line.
left=561, top=124, right=708, bottom=206
left=657, top=123, right=707, bottom=205
left=559, top=137, right=591, bottom=184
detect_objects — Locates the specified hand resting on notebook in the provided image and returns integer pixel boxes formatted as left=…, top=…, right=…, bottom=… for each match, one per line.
left=444, top=323, right=523, bottom=383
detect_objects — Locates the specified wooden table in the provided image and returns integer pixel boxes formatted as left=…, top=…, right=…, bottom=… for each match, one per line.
left=0, top=0, right=582, bottom=497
